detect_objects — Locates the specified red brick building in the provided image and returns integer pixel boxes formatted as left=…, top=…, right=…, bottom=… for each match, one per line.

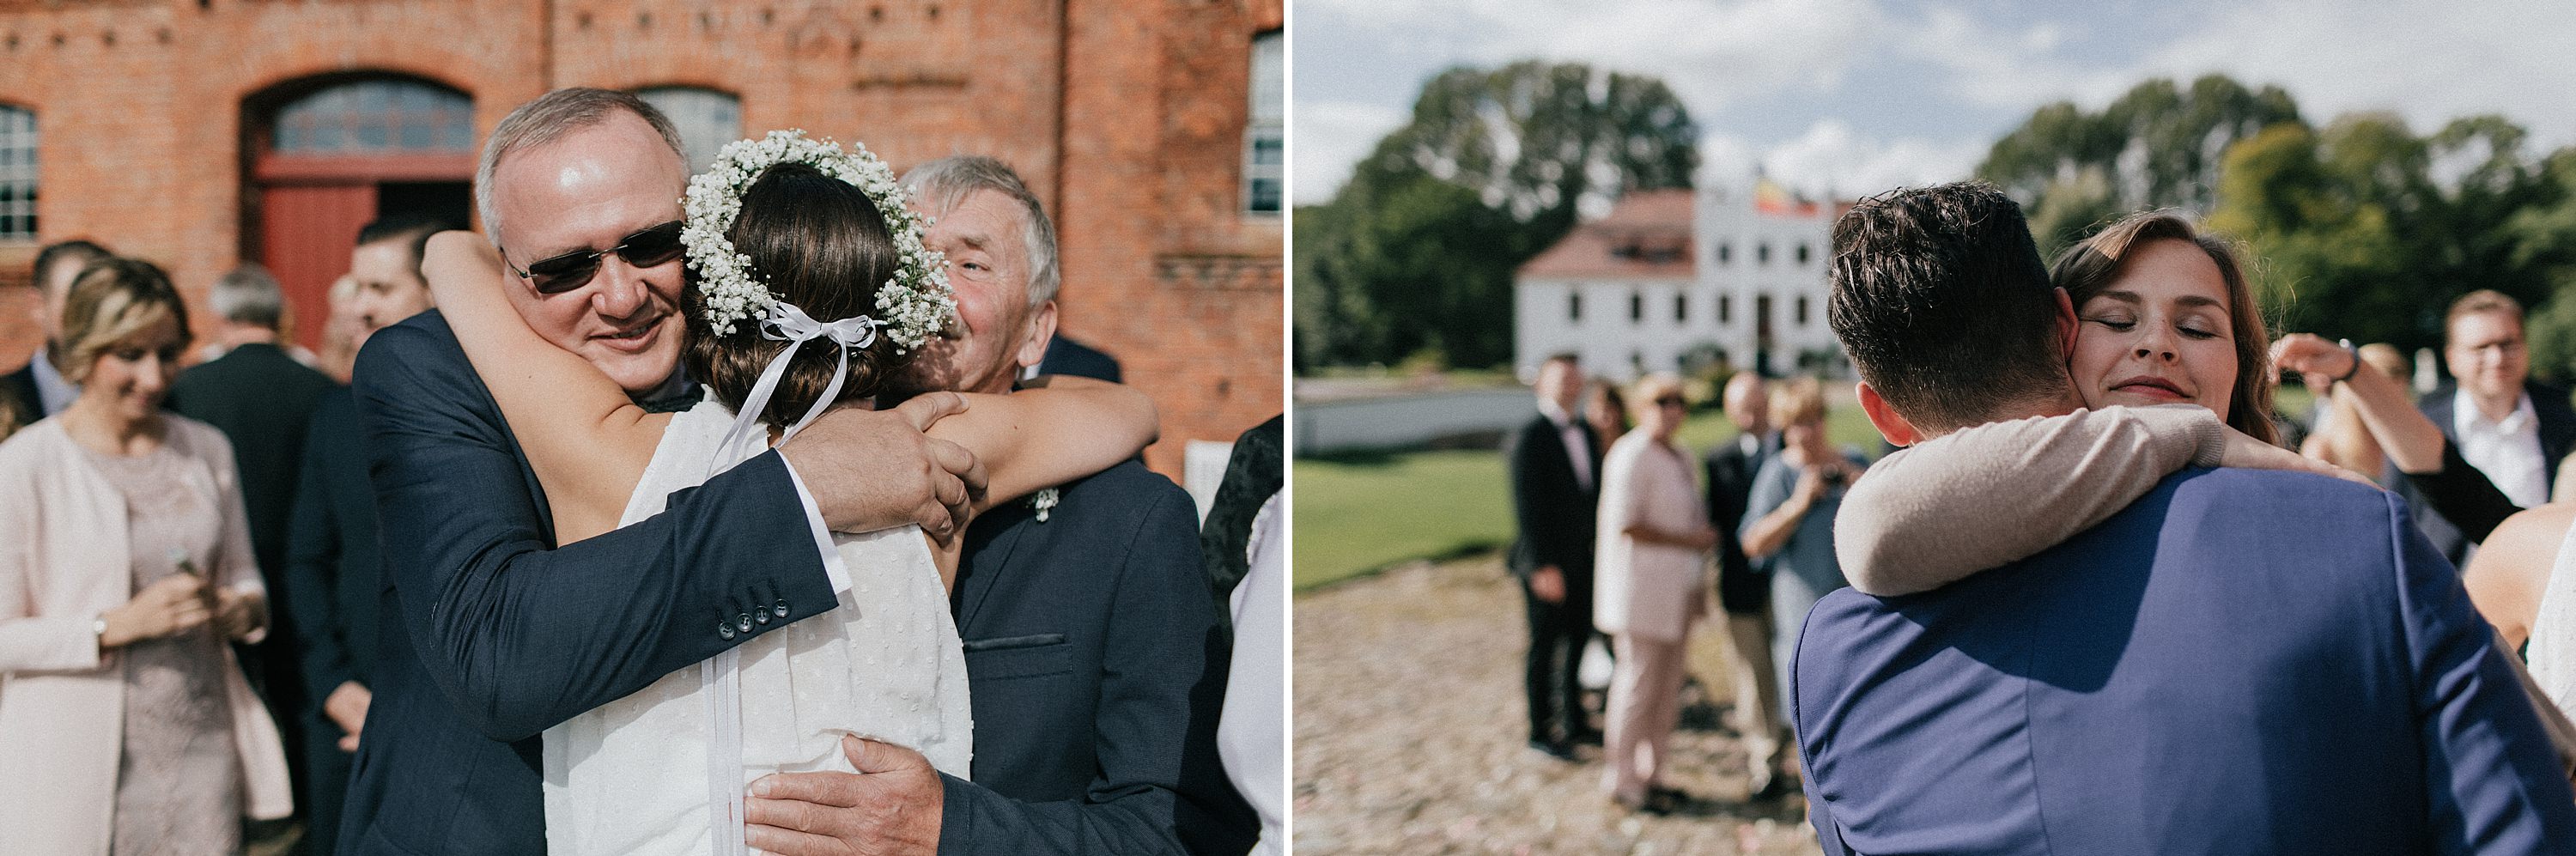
left=0, top=0, right=1283, bottom=478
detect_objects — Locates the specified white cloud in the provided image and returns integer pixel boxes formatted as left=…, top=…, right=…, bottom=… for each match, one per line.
left=1293, top=99, right=1408, bottom=205
left=1704, top=121, right=1987, bottom=201
left=2138, top=0, right=2576, bottom=148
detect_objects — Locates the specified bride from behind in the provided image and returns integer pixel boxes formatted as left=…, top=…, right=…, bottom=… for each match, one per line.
left=426, top=131, right=1157, bottom=855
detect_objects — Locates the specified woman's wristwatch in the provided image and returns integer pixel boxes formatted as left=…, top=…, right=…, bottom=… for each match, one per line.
left=2330, top=338, right=2361, bottom=385
left=94, top=616, right=110, bottom=649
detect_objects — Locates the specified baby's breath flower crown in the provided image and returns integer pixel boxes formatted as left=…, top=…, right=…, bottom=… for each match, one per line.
left=682, top=129, right=956, bottom=347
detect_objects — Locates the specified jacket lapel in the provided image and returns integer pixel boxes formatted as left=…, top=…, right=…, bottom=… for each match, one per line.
left=953, top=506, right=1033, bottom=631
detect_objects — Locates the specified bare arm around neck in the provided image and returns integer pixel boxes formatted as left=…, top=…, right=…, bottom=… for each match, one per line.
left=933, top=376, right=1157, bottom=515
left=422, top=232, right=668, bottom=545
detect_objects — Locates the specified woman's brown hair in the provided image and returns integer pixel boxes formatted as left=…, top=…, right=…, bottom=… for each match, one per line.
left=2050, top=211, right=2276, bottom=446
left=683, top=162, right=909, bottom=428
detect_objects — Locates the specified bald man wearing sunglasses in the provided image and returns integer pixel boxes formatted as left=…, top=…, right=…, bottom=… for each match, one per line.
left=336, top=88, right=987, bottom=856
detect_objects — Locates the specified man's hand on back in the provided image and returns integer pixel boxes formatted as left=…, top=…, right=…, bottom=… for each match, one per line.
left=781, top=392, right=988, bottom=537
left=744, top=735, right=944, bottom=856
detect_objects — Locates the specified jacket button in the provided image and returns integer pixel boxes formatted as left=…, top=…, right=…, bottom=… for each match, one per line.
left=738, top=613, right=754, bottom=633
left=755, top=609, right=772, bottom=625
left=718, top=622, right=737, bottom=640
left=773, top=601, right=790, bottom=618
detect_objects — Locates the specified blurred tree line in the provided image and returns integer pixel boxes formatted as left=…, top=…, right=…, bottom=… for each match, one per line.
left=1294, top=60, right=1698, bottom=372
left=1298, top=67, right=2576, bottom=380
left=1980, top=74, right=2576, bottom=379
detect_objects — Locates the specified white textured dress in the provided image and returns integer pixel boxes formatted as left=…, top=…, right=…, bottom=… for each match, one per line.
left=2530, top=520, right=2576, bottom=714
left=542, top=398, right=973, bottom=855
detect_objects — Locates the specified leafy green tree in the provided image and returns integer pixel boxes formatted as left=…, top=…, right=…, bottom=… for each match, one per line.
left=1299, top=61, right=1699, bottom=370
left=1979, top=75, right=2300, bottom=253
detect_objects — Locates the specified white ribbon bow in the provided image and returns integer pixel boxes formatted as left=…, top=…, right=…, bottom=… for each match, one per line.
left=709, top=301, right=889, bottom=475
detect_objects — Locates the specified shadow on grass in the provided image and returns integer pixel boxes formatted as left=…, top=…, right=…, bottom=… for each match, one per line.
left=1295, top=541, right=1505, bottom=593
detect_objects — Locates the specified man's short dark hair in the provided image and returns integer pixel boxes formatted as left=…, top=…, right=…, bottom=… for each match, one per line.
left=33, top=239, right=111, bottom=288
left=356, top=213, right=454, bottom=279
left=1826, top=181, right=2068, bottom=433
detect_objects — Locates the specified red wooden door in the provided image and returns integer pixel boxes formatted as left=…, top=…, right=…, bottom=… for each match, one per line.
left=258, top=184, right=374, bottom=350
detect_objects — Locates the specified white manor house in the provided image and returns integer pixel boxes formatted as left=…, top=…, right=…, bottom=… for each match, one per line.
left=1513, top=182, right=1849, bottom=382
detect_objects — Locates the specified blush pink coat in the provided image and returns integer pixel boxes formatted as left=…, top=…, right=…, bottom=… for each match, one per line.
left=0, top=416, right=292, bottom=854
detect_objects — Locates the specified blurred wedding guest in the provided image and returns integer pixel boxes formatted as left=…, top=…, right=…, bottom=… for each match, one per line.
left=1739, top=377, right=1864, bottom=731
left=1202, top=415, right=1284, bottom=603
left=1507, top=352, right=1602, bottom=761
left=3, top=239, right=114, bottom=428
left=1583, top=376, right=1630, bottom=462
left=2302, top=342, right=2409, bottom=483
left=1595, top=373, right=1716, bottom=814
left=315, top=274, right=366, bottom=383
left=1703, top=371, right=1789, bottom=797
left=284, top=214, right=444, bottom=853
left=2402, top=290, right=2576, bottom=562
left=165, top=262, right=337, bottom=833
left=0, top=257, right=292, bottom=853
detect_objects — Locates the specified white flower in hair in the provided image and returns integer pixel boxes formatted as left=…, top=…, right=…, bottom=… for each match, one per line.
left=682, top=129, right=956, bottom=346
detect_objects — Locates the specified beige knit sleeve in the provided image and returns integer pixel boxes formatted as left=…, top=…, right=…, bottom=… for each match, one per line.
left=1831, top=404, right=2224, bottom=597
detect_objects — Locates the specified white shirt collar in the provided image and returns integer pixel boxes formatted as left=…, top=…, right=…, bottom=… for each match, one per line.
left=1537, top=398, right=1577, bottom=429
left=28, top=349, right=76, bottom=416
left=2455, top=386, right=2536, bottom=437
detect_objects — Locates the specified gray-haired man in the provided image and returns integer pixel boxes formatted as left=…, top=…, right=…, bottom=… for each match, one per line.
left=743, top=155, right=1256, bottom=856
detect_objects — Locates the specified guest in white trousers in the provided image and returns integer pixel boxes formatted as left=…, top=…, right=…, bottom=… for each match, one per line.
left=1593, top=373, right=1716, bottom=814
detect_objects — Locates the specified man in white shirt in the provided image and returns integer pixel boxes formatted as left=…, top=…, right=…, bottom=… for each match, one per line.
left=2406, top=289, right=2576, bottom=562
left=1508, top=352, right=1603, bottom=760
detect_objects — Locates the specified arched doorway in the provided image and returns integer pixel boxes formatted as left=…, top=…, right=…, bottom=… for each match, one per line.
left=245, top=76, right=473, bottom=349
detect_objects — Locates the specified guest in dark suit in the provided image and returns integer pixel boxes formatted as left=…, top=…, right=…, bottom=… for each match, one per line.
left=1039, top=333, right=1122, bottom=383
left=3, top=239, right=113, bottom=433
left=2397, top=290, right=2576, bottom=563
left=1702, top=370, right=1785, bottom=795
left=281, top=215, right=445, bottom=853
left=336, top=88, right=981, bottom=856
left=1507, top=351, right=1601, bottom=761
left=1795, top=182, right=2576, bottom=851
left=736, top=154, right=1256, bottom=856
left=165, top=264, right=338, bottom=838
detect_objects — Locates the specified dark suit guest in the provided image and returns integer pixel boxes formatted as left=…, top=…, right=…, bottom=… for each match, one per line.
left=165, top=264, right=337, bottom=837
left=3, top=239, right=113, bottom=433
left=1703, top=370, right=1785, bottom=795
left=281, top=215, right=444, bottom=853
left=1508, top=352, right=1601, bottom=761
left=2397, top=289, right=2576, bottom=563
left=1794, top=182, right=2576, bottom=852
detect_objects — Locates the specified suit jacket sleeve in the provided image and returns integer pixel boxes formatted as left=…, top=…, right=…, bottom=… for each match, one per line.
left=2399, top=440, right=2522, bottom=543
left=1507, top=420, right=1582, bottom=576
left=934, top=485, right=1253, bottom=856
left=2390, top=489, right=2576, bottom=848
left=351, top=321, right=837, bottom=742
left=284, top=404, right=355, bottom=707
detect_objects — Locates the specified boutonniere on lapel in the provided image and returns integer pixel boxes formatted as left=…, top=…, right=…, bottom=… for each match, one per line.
left=1029, top=487, right=1060, bottom=523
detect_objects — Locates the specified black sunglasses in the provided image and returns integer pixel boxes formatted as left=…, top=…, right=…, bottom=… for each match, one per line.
left=504, top=220, right=686, bottom=294
left=1655, top=396, right=1687, bottom=408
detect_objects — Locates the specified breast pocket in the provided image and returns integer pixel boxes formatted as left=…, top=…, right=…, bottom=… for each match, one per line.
left=962, top=633, right=1074, bottom=681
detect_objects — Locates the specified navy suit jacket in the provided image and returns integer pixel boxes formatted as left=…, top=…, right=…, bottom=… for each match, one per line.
left=1505, top=412, right=1601, bottom=594
left=941, top=460, right=1256, bottom=856
left=284, top=386, right=383, bottom=711
left=337, top=313, right=838, bottom=855
left=1039, top=334, right=1122, bottom=383
left=1795, top=468, right=2576, bottom=853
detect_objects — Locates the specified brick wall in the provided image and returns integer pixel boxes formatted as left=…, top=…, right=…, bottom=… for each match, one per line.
left=0, top=0, right=1281, bottom=482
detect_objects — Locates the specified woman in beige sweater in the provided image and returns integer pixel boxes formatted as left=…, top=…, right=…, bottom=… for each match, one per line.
left=1591, top=373, right=1716, bottom=813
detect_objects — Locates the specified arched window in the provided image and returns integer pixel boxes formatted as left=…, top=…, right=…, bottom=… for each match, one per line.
left=637, top=87, right=742, bottom=173
left=0, top=105, right=32, bottom=240
left=273, top=79, right=474, bottom=155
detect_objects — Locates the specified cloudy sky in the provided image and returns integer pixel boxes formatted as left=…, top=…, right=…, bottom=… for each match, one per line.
left=1294, top=0, right=2576, bottom=207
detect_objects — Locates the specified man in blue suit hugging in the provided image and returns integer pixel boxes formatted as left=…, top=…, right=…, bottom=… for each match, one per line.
left=1792, top=181, right=2576, bottom=853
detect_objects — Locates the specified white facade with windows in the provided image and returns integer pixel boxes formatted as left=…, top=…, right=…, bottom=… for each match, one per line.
left=1514, top=183, right=1843, bottom=382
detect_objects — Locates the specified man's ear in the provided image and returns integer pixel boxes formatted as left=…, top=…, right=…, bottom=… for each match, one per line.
left=1014, top=300, right=1059, bottom=373
left=2054, top=287, right=2078, bottom=361
left=1856, top=381, right=1921, bottom=448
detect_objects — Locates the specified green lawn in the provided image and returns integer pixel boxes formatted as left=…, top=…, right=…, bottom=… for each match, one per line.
left=1293, top=403, right=1889, bottom=591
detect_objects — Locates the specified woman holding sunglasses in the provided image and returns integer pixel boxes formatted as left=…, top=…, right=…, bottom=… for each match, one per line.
left=1592, top=372, right=1720, bottom=814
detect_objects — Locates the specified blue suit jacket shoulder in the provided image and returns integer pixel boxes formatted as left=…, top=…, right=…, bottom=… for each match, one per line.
left=1795, top=468, right=2576, bottom=854
left=942, top=460, right=1255, bottom=856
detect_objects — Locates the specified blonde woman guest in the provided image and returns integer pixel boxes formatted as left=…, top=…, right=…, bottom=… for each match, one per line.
left=1594, top=372, right=1717, bottom=813
left=1741, top=377, right=1867, bottom=731
left=0, top=258, right=292, bottom=854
